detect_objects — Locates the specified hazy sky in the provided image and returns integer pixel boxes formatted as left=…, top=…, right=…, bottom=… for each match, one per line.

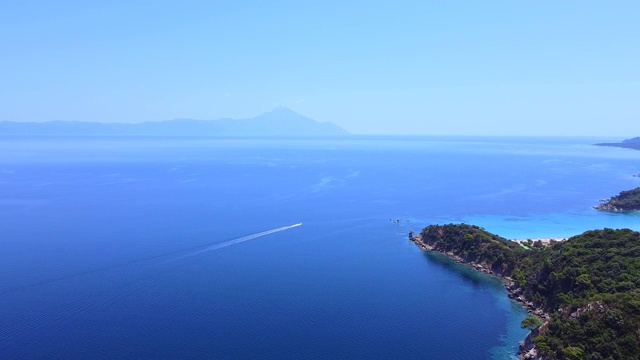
left=1, top=1, right=638, bottom=136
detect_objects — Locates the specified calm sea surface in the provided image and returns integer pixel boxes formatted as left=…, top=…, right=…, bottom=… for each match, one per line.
left=0, top=136, right=639, bottom=359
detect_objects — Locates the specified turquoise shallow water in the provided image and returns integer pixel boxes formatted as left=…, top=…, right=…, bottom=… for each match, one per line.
left=0, top=136, right=638, bottom=359
left=462, top=211, right=640, bottom=240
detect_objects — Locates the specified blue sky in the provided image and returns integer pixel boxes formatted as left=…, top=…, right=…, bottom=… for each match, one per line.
left=1, top=1, right=638, bottom=135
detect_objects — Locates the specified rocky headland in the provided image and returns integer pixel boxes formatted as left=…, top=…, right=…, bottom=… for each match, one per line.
left=594, top=187, right=640, bottom=212
left=409, top=224, right=640, bottom=360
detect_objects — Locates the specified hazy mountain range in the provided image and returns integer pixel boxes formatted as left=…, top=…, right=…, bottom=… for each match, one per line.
left=0, top=108, right=349, bottom=137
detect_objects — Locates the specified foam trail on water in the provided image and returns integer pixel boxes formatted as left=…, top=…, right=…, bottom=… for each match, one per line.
left=172, top=223, right=303, bottom=261
left=0, top=223, right=302, bottom=296
left=0, top=223, right=303, bottom=344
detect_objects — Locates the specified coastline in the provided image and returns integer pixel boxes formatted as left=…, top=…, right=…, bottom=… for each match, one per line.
left=409, top=232, right=549, bottom=360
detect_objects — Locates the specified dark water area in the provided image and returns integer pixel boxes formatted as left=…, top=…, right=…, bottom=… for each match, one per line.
left=1, top=136, right=638, bottom=359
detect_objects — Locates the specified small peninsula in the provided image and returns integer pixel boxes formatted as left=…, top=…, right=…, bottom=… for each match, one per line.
left=410, top=224, right=640, bottom=360
left=594, top=187, right=640, bottom=212
left=594, top=137, right=640, bottom=151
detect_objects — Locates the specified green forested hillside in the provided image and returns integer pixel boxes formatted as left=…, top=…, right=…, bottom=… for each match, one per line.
left=415, top=225, right=640, bottom=359
left=417, top=224, right=525, bottom=275
left=523, top=229, right=640, bottom=359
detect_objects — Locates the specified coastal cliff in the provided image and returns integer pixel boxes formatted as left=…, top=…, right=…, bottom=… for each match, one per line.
left=410, top=224, right=640, bottom=360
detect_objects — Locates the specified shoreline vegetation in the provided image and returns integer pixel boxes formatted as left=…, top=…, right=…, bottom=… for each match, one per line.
left=409, top=224, right=640, bottom=360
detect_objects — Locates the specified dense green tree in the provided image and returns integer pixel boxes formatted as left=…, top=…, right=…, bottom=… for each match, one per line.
left=521, top=316, right=543, bottom=330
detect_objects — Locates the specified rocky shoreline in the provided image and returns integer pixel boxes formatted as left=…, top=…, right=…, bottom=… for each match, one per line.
left=594, top=199, right=627, bottom=212
left=409, top=232, right=548, bottom=360
left=593, top=202, right=634, bottom=212
left=593, top=187, right=640, bottom=213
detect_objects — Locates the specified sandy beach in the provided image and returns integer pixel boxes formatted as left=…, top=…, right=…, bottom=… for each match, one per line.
left=511, top=238, right=567, bottom=245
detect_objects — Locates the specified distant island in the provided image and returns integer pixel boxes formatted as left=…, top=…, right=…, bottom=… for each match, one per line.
left=409, top=224, right=640, bottom=360
left=594, top=137, right=640, bottom=150
left=592, top=138, right=640, bottom=212
left=0, top=107, right=349, bottom=137
left=595, top=187, right=640, bottom=212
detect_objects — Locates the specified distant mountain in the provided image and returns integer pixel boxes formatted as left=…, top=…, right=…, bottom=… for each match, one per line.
left=622, top=137, right=640, bottom=144
left=594, top=137, right=640, bottom=150
left=0, top=108, right=349, bottom=137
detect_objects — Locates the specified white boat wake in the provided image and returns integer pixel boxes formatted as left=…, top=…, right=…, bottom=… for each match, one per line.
left=0, top=223, right=304, bottom=344
left=172, top=223, right=303, bottom=261
left=0, top=223, right=303, bottom=295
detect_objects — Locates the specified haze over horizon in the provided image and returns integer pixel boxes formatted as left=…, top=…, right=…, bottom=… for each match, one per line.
left=1, top=1, right=638, bottom=136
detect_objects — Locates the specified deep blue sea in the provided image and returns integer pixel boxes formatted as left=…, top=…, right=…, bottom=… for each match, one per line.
left=1, top=136, right=639, bottom=359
